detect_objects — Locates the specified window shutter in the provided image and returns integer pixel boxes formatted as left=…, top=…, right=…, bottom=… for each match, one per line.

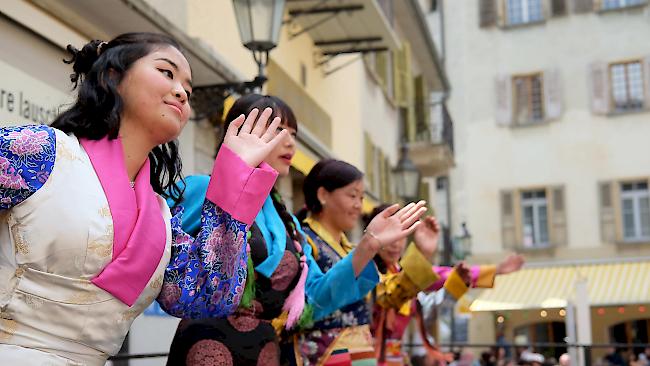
left=549, top=186, right=567, bottom=246
left=572, top=0, right=593, bottom=13
left=643, top=55, right=650, bottom=109
left=501, top=190, right=518, bottom=250
left=393, top=43, right=412, bottom=108
left=479, top=0, right=498, bottom=27
left=414, top=75, right=430, bottom=137
left=589, top=62, right=611, bottom=115
left=599, top=182, right=617, bottom=243
left=552, top=0, right=568, bottom=15
left=364, top=133, right=376, bottom=193
left=544, top=69, right=563, bottom=120
left=496, top=74, right=513, bottom=126
left=375, top=51, right=388, bottom=87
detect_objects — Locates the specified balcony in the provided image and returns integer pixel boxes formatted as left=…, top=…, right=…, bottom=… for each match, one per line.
left=408, top=102, right=455, bottom=177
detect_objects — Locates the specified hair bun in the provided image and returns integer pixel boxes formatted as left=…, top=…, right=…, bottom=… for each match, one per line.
left=63, top=39, right=105, bottom=88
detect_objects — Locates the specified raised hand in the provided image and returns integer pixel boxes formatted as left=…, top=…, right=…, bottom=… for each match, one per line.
left=222, top=107, right=289, bottom=168
left=414, top=216, right=440, bottom=260
left=364, top=201, right=427, bottom=252
left=496, top=253, right=525, bottom=275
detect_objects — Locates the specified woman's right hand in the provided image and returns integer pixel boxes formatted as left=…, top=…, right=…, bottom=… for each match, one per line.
left=222, top=107, right=289, bottom=168
left=364, top=201, right=427, bottom=253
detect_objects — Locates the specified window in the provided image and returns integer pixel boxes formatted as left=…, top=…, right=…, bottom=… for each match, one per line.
left=514, top=322, right=567, bottom=360
left=621, top=181, right=650, bottom=242
left=502, top=186, right=566, bottom=250
left=610, top=61, right=645, bottom=111
left=506, top=0, right=544, bottom=25
left=521, top=190, right=549, bottom=247
left=602, top=0, right=645, bottom=10
left=513, top=74, right=544, bottom=124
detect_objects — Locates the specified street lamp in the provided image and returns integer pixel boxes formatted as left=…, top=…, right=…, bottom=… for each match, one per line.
left=191, top=0, right=286, bottom=120
left=392, top=143, right=421, bottom=202
left=453, top=222, right=472, bottom=260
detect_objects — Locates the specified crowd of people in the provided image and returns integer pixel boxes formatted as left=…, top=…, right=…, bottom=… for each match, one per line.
left=0, top=32, right=526, bottom=366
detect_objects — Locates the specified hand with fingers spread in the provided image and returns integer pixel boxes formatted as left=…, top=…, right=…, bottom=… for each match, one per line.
left=496, top=253, right=525, bottom=275
left=363, top=201, right=428, bottom=253
left=413, top=216, right=440, bottom=260
left=222, top=107, right=290, bottom=168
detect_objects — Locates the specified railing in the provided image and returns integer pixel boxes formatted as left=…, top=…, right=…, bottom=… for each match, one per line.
left=414, top=102, right=454, bottom=153
left=108, top=342, right=650, bottom=365
left=402, top=342, right=650, bottom=366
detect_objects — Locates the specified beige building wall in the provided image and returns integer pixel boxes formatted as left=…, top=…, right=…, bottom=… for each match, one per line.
left=439, top=2, right=650, bottom=259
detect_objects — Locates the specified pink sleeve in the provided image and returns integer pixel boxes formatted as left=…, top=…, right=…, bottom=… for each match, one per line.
left=206, top=145, right=278, bottom=225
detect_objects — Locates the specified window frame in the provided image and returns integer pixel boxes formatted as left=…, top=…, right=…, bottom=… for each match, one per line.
left=600, top=0, right=647, bottom=11
left=512, top=72, right=546, bottom=125
left=521, top=189, right=550, bottom=248
left=608, top=59, right=646, bottom=113
left=620, top=181, right=650, bottom=242
left=504, top=0, right=545, bottom=26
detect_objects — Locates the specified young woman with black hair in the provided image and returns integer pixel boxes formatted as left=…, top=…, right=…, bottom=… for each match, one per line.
left=293, top=160, right=436, bottom=366
left=165, top=94, right=427, bottom=365
left=0, top=33, right=286, bottom=365
left=364, top=204, right=525, bottom=366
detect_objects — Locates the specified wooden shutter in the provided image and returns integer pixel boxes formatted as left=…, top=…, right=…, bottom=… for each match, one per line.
left=393, top=43, right=412, bottom=108
left=548, top=186, right=568, bottom=246
left=589, top=62, right=611, bottom=115
left=501, top=190, right=518, bottom=250
left=414, top=75, right=430, bottom=137
left=375, top=51, right=388, bottom=87
left=643, top=56, right=650, bottom=109
left=572, top=0, right=593, bottom=13
left=364, top=133, right=376, bottom=194
left=544, top=69, right=563, bottom=120
left=479, top=0, right=498, bottom=27
left=496, top=74, right=513, bottom=126
left=599, top=182, right=618, bottom=243
left=552, top=0, right=568, bottom=15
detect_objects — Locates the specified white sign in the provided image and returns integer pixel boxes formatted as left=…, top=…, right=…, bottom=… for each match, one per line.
left=0, top=60, right=72, bottom=127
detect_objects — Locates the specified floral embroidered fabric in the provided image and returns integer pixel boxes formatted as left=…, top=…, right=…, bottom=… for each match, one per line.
left=0, top=125, right=55, bottom=210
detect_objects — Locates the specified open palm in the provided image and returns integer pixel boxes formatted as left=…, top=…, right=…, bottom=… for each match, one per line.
left=496, top=254, right=525, bottom=275
left=222, top=107, right=289, bottom=168
left=414, top=216, right=440, bottom=259
left=365, top=201, right=427, bottom=250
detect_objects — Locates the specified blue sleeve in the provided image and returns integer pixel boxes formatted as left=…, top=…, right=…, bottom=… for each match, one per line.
left=295, top=217, right=379, bottom=321
left=158, top=174, right=248, bottom=319
left=0, top=125, right=56, bottom=211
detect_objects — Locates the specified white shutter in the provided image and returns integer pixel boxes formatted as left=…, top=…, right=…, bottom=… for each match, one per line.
left=501, top=190, right=517, bottom=250
left=588, top=62, right=610, bottom=115
left=544, top=69, right=562, bottom=120
left=549, top=186, right=567, bottom=246
left=643, top=55, right=650, bottom=110
left=495, top=74, right=513, bottom=126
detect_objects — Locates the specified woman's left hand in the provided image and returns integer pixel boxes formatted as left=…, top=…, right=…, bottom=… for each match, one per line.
left=414, top=216, right=440, bottom=260
left=364, top=201, right=428, bottom=252
left=222, top=107, right=289, bottom=168
left=496, top=254, right=525, bottom=275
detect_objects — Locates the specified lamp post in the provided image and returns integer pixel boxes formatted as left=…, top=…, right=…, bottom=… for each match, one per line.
left=453, top=222, right=472, bottom=261
left=191, top=0, right=286, bottom=120
left=392, top=143, right=421, bottom=202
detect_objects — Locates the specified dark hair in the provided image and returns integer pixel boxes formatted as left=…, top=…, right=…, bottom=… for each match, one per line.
left=220, top=94, right=302, bottom=244
left=51, top=32, right=186, bottom=202
left=297, top=159, right=364, bottom=221
left=219, top=93, right=298, bottom=151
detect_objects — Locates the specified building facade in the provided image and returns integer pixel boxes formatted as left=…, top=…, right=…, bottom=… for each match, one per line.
left=426, top=0, right=650, bottom=362
left=0, top=1, right=449, bottom=364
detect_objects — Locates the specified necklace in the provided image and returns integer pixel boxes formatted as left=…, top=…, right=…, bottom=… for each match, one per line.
left=130, top=181, right=135, bottom=189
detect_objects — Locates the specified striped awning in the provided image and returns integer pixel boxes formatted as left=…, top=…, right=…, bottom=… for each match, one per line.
left=470, top=260, right=650, bottom=312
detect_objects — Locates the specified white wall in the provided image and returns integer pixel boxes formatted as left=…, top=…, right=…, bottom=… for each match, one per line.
left=436, top=2, right=650, bottom=256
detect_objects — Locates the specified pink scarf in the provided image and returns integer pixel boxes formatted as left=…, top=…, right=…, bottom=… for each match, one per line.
left=80, top=136, right=166, bottom=307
